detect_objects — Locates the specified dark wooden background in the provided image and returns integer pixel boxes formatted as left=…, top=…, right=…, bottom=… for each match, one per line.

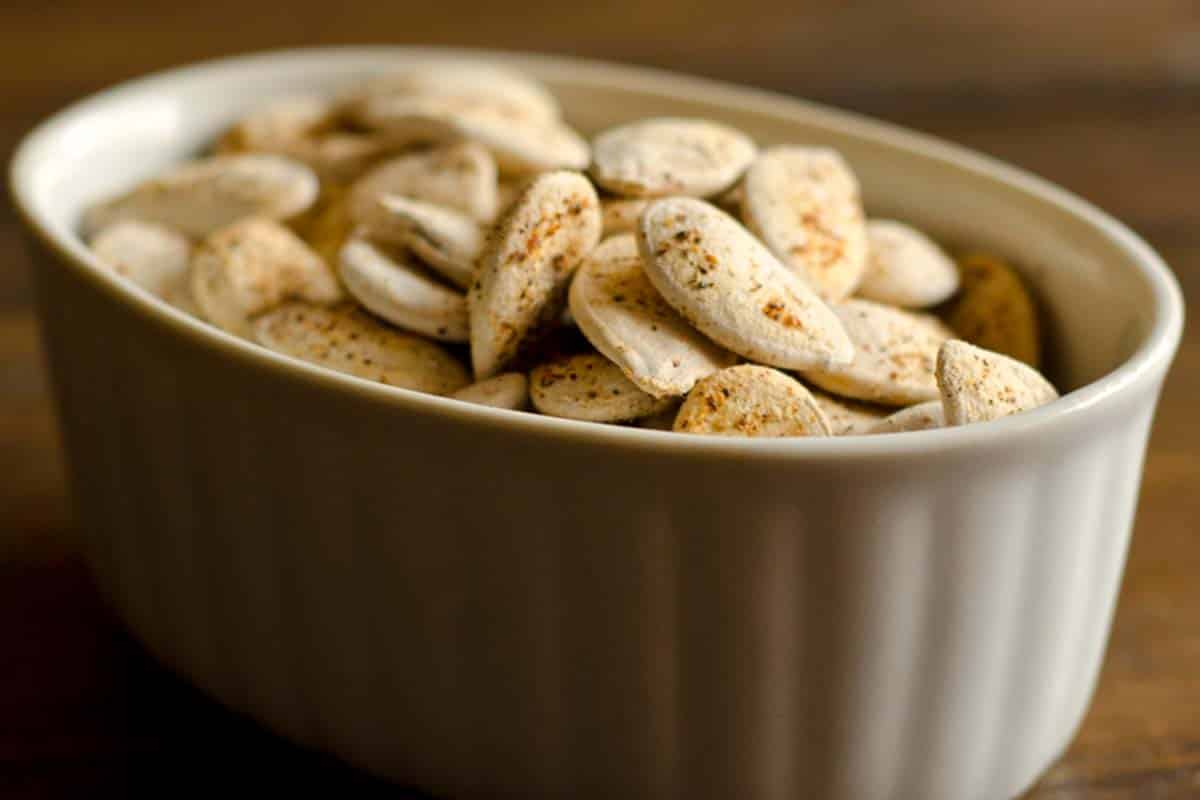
left=3, top=1, right=1198, bottom=796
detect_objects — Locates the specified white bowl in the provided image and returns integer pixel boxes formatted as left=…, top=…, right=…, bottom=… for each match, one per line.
left=10, top=47, right=1184, bottom=800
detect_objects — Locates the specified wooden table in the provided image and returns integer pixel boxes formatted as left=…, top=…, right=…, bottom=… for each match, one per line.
left=3, top=3, right=1198, bottom=796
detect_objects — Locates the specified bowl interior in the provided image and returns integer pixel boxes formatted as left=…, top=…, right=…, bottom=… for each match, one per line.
left=12, top=47, right=1175, bottom=400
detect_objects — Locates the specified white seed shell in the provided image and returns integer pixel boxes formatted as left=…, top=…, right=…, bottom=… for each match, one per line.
left=469, top=171, right=602, bottom=378
left=450, top=110, right=590, bottom=175
left=870, top=401, right=946, bottom=434
left=937, top=339, right=1058, bottom=425
left=741, top=146, right=868, bottom=302
left=345, top=62, right=561, bottom=125
left=353, top=93, right=588, bottom=175
left=530, top=353, right=673, bottom=422
left=90, top=220, right=191, bottom=298
left=673, top=365, right=832, bottom=437
left=360, top=195, right=483, bottom=288
left=191, top=218, right=342, bottom=337
left=590, top=117, right=756, bottom=198
left=219, top=95, right=333, bottom=153
left=338, top=238, right=468, bottom=342
left=569, top=233, right=735, bottom=397
left=217, top=95, right=394, bottom=183
left=302, top=133, right=400, bottom=183
left=348, top=142, right=499, bottom=224
left=450, top=373, right=529, bottom=410
left=254, top=302, right=469, bottom=395
left=637, top=197, right=853, bottom=371
left=802, top=298, right=955, bottom=406
left=857, top=220, right=960, bottom=308
left=810, top=390, right=887, bottom=436
left=84, top=154, right=319, bottom=238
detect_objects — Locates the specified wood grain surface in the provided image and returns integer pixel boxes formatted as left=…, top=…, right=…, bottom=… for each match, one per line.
left=2, top=2, right=1198, bottom=796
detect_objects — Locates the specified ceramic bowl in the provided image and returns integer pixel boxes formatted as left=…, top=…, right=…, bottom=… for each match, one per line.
left=10, top=47, right=1184, bottom=800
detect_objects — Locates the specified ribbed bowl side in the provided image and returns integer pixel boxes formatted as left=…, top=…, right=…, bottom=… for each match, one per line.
left=32, top=246, right=1161, bottom=800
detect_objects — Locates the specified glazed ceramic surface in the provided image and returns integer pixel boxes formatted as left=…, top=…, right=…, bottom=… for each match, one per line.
left=11, top=47, right=1183, bottom=800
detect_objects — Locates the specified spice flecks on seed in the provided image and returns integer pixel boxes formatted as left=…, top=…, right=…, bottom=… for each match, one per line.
left=83, top=64, right=1057, bottom=435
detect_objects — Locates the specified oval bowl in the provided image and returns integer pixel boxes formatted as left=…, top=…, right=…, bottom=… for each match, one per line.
left=10, top=47, right=1184, bottom=800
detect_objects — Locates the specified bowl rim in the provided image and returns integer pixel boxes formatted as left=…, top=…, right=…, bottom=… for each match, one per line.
left=9, top=45, right=1185, bottom=460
